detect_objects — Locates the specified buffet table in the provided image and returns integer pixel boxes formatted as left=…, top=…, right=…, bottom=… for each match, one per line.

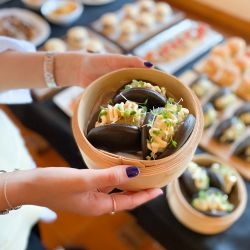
left=1, top=0, right=250, bottom=249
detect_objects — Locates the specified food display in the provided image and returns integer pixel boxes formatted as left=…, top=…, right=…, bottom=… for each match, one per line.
left=91, top=0, right=184, bottom=51
left=196, top=37, right=250, bottom=100
left=183, top=161, right=237, bottom=216
left=179, top=38, right=250, bottom=179
left=167, top=154, right=247, bottom=234
left=43, top=26, right=122, bottom=54
left=0, top=8, right=50, bottom=46
left=134, top=19, right=223, bottom=73
left=86, top=79, right=196, bottom=160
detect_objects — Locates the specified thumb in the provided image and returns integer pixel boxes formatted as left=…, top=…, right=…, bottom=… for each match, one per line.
left=86, top=165, right=140, bottom=189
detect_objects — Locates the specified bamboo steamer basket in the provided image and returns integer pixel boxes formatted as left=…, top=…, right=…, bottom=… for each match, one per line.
left=72, top=68, right=203, bottom=190
left=167, top=154, right=247, bottom=234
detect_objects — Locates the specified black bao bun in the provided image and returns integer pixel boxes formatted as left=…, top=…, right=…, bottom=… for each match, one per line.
left=141, top=110, right=196, bottom=159
left=192, top=187, right=230, bottom=217
left=233, top=136, right=250, bottom=160
left=87, top=124, right=141, bottom=153
left=113, top=87, right=167, bottom=110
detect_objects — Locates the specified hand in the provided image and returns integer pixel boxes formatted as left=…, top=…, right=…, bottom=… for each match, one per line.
left=7, top=166, right=162, bottom=216
left=79, top=53, right=152, bottom=87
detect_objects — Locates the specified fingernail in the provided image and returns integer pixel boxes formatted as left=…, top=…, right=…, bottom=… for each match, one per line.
left=144, top=61, right=154, bottom=68
left=126, top=166, right=140, bottom=178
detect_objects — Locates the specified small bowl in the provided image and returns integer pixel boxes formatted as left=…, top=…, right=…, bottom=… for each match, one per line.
left=41, top=0, right=83, bottom=25
left=22, top=0, right=45, bottom=10
left=72, top=68, right=203, bottom=191
left=167, top=154, right=247, bottom=234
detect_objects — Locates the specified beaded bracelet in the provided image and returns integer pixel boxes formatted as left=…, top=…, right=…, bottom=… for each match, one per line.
left=0, top=170, right=22, bottom=215
left=44, top=51, right=58, bottom=88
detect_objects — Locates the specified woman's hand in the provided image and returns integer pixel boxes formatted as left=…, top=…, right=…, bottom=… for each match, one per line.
left=5, top=166, right=162, bottom=216
left=79, top=53, right=152, bottom=87
left=55, top=53, right=153, bottom=88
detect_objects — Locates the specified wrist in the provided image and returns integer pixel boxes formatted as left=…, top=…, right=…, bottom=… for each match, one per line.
left=55, top=52, right=85, bottom=87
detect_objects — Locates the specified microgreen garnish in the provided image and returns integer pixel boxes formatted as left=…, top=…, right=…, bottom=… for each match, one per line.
left=171, top=140, right=177, bottom=148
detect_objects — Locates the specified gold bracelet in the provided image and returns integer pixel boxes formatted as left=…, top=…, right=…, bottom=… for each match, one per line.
left=0, top=170, right=22, bottom=215
left=44, top=51, right=58, bottom=88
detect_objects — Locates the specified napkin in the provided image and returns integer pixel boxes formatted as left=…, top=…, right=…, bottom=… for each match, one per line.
left=0, top=109, right=56, bottom=250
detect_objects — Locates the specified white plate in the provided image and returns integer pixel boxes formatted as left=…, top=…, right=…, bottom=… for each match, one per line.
left=81, top=0, right=115, bottom=6
left=53, top=86, right=84, bottom=117
left=0, top=8, right=50, bottom=46
left=133, top=19, right=223, bottom=74
left=41, top=0, right=83, bottom=26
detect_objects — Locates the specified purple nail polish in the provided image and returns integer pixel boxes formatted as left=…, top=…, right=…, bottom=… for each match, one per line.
left=126, top=166, right=140, bottom=178
left=144, top=61, right=154, bottom=68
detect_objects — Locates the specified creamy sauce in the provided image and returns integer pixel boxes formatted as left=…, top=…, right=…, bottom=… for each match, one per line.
left=96, top=100, right=146, bottom=127
left=146, top=102, right=189, bottom=159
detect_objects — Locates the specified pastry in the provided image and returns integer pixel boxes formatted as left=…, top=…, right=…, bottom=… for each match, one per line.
left=216, top=64, right=240, bottom=87
left=120, top=19, right=137, bottom=41
left=138, top=0, right=155, bottom=13
left=44, top=38, right=67, bottom=52
left=101, top=13, right=118, bottom=34
left=202, top=55, right=224, bottom=78
left=123, top=4, right=138, bottom=19
left=85, top=39, right=105, bottom=53
left=226, top=37, right=246, bottom=57
left=67, top=26, right=89, bottom=49
left=136, top=12, right=155, bottom=30
left=155, top=2, right=172, bottom=21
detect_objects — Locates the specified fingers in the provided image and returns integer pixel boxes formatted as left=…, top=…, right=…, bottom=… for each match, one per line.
left=112, top=188, right=163, bottom=212
left=83, top=165, right=140, bottom=190
left=87, top=188, right=163, bottom=216
left=106, top=54, right=153, bottom=69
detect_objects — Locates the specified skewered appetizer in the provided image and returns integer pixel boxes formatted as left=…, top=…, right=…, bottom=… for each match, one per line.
left=214, top=117, right=245, bottom=143
left=182, top=161, right=209, bottom=195
left=87, top=80, right=195, bottom=160
left=233, top=136, right=250, bottom=162
left=208, top=163, right=237, bottom=194
left=191, top=76, right=213, bottom=99
left=192, top=188, right=234, bottom=216
left=203, top=103, right=217, bottom=129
